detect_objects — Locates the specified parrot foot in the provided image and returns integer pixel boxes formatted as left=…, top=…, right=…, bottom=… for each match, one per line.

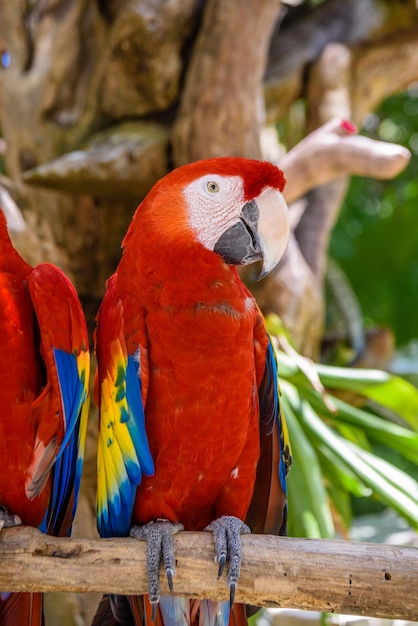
left=0, top=506, right=21, bottom=531
left=130, top=520, right=184, bottom=619
left=205, top=515, right=250, bottom=607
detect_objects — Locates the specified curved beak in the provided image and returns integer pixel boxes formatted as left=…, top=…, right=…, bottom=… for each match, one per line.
left=213, top=187, right=289, bottom=280
left=255, top=187, right=289, bottom=279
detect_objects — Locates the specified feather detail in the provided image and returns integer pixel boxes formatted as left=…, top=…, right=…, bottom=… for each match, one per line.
left=93, top=158, right=291, bottom=626
left=25, top=437, right=57, bottom=500
left=0, top=211, right=90, bottom=624
left=191, top=600, right=230, bottom=626
left=0, top=592, right=43, bottom=626
left=246, top=331, right=291, bottom=535
left=159, top=596, right=190, bottom=626
left=26, top=264, right=90, bottom=537
left=96, top=286, right=154, bottom=538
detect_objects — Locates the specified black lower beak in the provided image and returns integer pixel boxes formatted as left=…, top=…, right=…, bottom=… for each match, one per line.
left=213, top=200, right=262, bottom=266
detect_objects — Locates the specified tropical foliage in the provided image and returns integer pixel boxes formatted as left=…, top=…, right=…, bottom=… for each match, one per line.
left=267, top=316, right=418, bottom=539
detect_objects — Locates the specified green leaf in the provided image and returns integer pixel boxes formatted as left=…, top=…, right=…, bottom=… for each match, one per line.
left=304, top=388, right=418, bottom=466
left=283, top=381, right=418, bottom=528
left=345, top=443, right=418, bottom=529
left=272, top=332, right=418, bottom=533
left=349, top=443, right=418, bottom=504
left=333, top=422, right=372, bottom=450
left=315, top=443, right=371, bottom=498
left=326, top=484, right=353, bottom=531
left=314, top=364, right=418, bottom=430
left=276, top=350, right=301, bottom=379
left=281, top=391, right=335, bottom=539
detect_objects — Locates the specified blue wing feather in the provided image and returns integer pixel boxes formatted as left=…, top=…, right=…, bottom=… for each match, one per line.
left=126, top=355, right=154, bottom=477
left=97, top=343, right=154, bottom=539
left=265, top=340, right=290, bottom=497
left=26, top=264, right=90, bottom=538
left=40, top=348, right=89, bottom=535
left=248, top=331, right=291, bottom=536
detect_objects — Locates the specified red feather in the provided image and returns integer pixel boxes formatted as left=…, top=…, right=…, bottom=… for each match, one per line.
left=0, top=210, right=89, bottom=624
left=95, top=157, right=290, bottom=626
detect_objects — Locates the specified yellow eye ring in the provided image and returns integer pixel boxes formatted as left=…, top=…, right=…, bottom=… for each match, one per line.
left=206, top=181, right=219, bottom=193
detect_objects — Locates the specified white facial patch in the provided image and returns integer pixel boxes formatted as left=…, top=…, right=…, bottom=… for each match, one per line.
left=183, top=174, right=245, bottom=251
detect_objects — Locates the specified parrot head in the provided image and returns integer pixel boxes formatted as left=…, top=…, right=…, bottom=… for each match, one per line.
left=125, top=157, right=289, bottom=279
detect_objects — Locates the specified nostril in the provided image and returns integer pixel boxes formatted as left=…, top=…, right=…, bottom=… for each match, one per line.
left=19, top=148, right=38, bottom=172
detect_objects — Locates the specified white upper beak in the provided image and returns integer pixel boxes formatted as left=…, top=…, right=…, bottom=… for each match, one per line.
left=255, top=187, right=289, bottom=279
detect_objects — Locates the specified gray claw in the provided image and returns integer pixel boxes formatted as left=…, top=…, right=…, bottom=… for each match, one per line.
left=130, top=520, right=183, bottom=609
left=230, top=582, right=236, bottom=607
left=166, top=567, right=174, bottom=592
left=217, top=553, right=226, bottom=578
left=0, top=506, right=21, bottom=531
left=205, top=515, right=250, bottom=607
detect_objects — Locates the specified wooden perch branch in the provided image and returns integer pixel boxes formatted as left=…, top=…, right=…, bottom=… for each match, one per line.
left=0, top=527, right=417, bottom=621
left=280, top=118, right=411, bottom=205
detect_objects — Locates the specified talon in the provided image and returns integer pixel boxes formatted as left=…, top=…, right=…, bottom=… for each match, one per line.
left=130, top=520, right=183, bottom=607
left=0, top=507, right=21, bottom=531
left=166, top=567, right=174, bottom=592
left=217, top=553, right=226, bottom=578
left=230, top=582, right=236, bottom=608
left=205, top=515, right=250, bottom=600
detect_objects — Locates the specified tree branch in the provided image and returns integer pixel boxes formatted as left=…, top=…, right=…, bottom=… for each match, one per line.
left=21, top=121, right=170, bottom=199
left=1, top=526, right=417, bottom=621
left=264, top=0, right=418, bottom=123
left=279, top=118, right=411, bottom=205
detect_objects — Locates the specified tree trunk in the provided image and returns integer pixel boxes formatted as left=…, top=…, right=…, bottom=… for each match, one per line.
left=172, top=0, right=282, bottom=164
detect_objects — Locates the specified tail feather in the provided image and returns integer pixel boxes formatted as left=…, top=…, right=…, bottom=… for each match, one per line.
left=91, top=595, right=247, bottom=626
left=230, top=604, right=249, bottom=626
left=0, top=592, right=43, bottom=626
left=191, top=600, right=230, bottom=626
left=158, top=597, right=231, bottom=626
left=159, top=596, right=190, bottom=626
left=155, top=597, right=231, bottom=626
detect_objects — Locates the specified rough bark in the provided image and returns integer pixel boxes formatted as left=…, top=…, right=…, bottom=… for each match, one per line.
left=0, top=526, right=417, bottom=621
left=98, top=0, right=197, bottom=119
left=0, top=0, right=197, bottom=293
left=172, top=0, right=282, bottom=164
left=22, top=121, right=171, bottom=199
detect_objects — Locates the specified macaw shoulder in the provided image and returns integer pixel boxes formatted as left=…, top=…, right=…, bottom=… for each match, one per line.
left=27, top=263, right=88, bottom=354
left=98, top=272, right=147, bottom=356
left=95, top=271, right=149, bottom=405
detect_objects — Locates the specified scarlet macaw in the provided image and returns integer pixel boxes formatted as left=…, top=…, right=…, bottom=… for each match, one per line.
left=0, top=209, right=90, bottom=625
left=94, top=157, right=291, bottom=626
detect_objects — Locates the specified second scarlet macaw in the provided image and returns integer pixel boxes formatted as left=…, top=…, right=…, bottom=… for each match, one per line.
left=94, top=157, right=291, bottom=626
left=0, top=209, right=90, bottom=625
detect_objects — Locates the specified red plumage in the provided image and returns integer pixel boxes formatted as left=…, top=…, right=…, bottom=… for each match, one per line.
left=0, top=210, right=89, bottom=625
left=95, top=157, right=290, bottom=626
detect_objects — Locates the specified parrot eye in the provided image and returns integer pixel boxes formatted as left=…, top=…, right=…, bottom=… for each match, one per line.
left=206, top=181, right=219, bottom=194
